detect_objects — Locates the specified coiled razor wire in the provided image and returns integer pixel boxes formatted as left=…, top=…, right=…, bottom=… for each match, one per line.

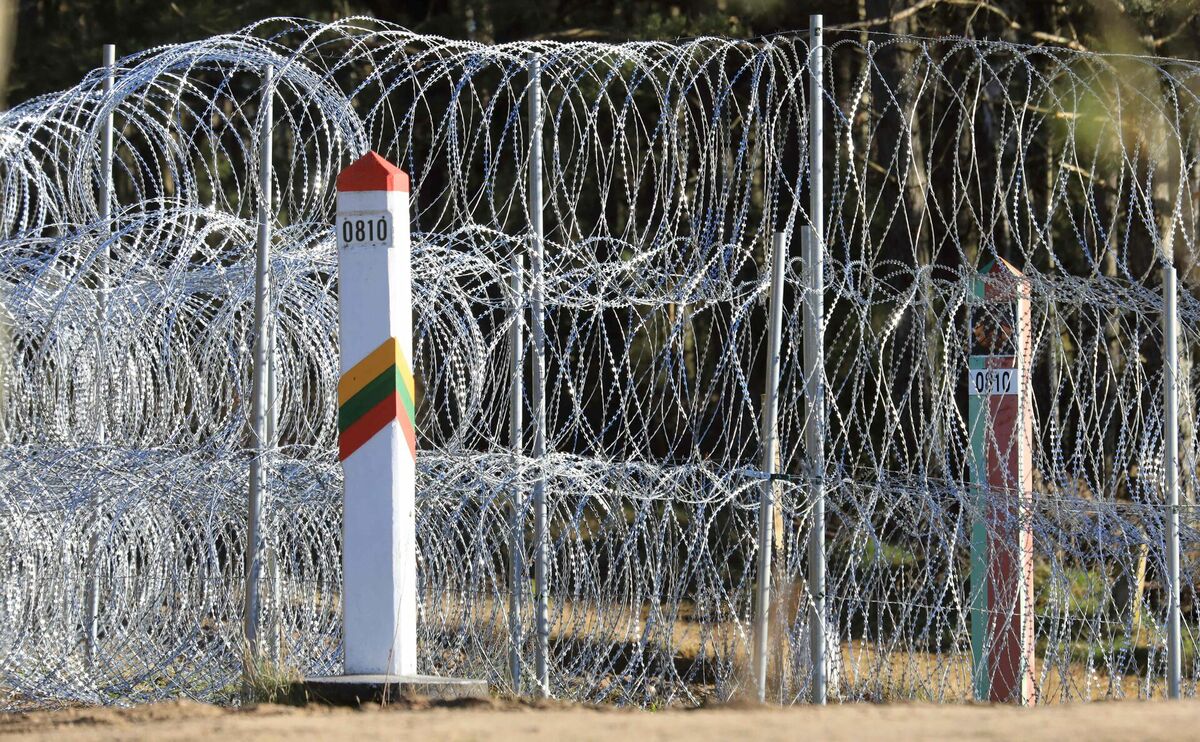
left=1, top=16, right=1200, bottom=707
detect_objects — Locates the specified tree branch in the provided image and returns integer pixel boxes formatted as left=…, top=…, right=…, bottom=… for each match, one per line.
left=835, top=0, right=1089, bottom=52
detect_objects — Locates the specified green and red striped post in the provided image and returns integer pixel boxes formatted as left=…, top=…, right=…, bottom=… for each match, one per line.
left=968, top=257, right=1036, bottom=704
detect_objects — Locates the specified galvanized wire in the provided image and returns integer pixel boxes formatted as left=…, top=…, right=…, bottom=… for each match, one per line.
left=0, top=17, right=1199, bottom=707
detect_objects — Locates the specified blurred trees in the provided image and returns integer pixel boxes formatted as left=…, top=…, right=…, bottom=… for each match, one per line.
left=8, top=1, right=1200, bottom=106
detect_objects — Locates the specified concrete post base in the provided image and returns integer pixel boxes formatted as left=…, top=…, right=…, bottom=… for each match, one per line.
left=300, top=674, right=488, bottom=705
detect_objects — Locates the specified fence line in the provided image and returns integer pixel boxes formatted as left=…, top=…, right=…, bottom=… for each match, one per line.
left=0, top=17, right=1198, bottom=707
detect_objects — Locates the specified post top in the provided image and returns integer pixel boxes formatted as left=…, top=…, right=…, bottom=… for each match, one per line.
left=338, top=151, right=410, bottom=193
left=978, top=256, right=1023, bottom=278
left=977, top=256, right=1030, bottom=302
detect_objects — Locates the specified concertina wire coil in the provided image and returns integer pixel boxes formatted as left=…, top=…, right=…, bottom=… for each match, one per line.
left=0, top=16, right=1199, bottom=706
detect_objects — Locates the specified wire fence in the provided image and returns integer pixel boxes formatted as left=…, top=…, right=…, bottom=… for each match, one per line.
left=1, top=16, right=1199, bottom=707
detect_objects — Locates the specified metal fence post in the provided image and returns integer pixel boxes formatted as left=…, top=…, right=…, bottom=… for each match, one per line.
left=1164, top=261, right=1182, bottom=699
left=802, top=225, right=827, bottom=705
left=245, top=64, right=274, bottom=654
left=265, top=229, right=280, bottom=662
left=753, top=231, right=787, bottom=703
left=96, top=43, right=115, bottom=444
left=806, top=12, right=828, bottom=705
left=528, top=53, right=550, bottom=698
left=509, top=252, right=525, bottom=694
left=86, top=42, right=116, bottom=669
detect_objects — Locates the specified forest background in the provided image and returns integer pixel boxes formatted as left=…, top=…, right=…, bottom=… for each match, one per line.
left=3, top=0, right=1200, bottom=108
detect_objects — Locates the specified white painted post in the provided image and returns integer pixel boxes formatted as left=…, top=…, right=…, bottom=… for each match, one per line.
left=245, top=64, right=273, bottom=651
left=335, top=151, right=417, bottom=675
left=1164, top=262, right=1182, bottom=699
left=806, top=14, right=828, bottom=704
left=753, top=231, right=787, bottom=703
left=509, top=252, right=525, bottom=694
left=527, top=53, right=551, bottom=698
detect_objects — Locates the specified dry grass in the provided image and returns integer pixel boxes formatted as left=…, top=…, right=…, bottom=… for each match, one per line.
left=427, top=587, right=1163, bottom=705
left=238, top=642, right=306, bottom=706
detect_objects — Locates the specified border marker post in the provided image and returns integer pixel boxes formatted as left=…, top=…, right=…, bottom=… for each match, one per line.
left=302, top=151, right=487, bottom=703
left=968, top=258, right=1036, bottom=705
left=335, top=151, right=416, bottom=675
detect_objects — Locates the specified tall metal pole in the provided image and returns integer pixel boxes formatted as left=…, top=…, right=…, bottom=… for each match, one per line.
left=806, top=13, right=828, bottom=706
left=97, top=43, right=114, bottom=444
left=1164, top=261, right=1182, bottom=700
left=266, top=321, right=279, bottom=444
left=753, top=231, right=787, bottom=703
left=509, top=252, right=525, bottom=694
left=245, top=64, right=274, bottom=653
left=265, top=243, right=280, bottom=661
left=528, top=54, right=550, bottom=698
left=86, top=42, right=115, bottom=668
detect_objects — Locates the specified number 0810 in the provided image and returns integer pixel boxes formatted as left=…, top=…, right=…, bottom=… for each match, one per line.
left=339, top=214, right=391, bottom=247
left=966, top=368, right=1017, bottom=396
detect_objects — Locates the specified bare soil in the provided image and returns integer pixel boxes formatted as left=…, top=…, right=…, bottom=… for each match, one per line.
left=3, top=696, right=1200, bottom=741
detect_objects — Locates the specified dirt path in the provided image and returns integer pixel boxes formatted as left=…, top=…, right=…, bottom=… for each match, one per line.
left=3, top=698, right=1200, bottom=741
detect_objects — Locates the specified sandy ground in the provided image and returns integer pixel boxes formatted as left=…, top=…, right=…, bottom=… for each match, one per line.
left=4, top=697, right=1200, bottom=741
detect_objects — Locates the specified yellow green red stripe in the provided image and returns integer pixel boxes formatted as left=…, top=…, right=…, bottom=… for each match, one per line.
left=338, top=337, right=417, bottom=461
left=339, top=338, right=398, bottom=404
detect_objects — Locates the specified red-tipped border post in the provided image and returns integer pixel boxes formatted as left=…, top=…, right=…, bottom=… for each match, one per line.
left=968, top=258, right=1036, bottom=705
left=303, top=151, right=486, bottom=704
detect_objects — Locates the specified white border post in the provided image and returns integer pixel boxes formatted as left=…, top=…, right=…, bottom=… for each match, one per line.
left=335, top=151, right=417, bottom=675
left=806, top=12, right=828, bottom=705
left=308, top=152, right=488, bottom=701
left=509, top=252, right=525, bottom=693
left=1164, top=261, right=1182, bottom=699
left=86, top=42, right=115, bottom=667
left=245, top=64, right=273, bottom=652
left=753, top=231, right=787, bottom=702
left=528, top=53, right=551, bottom=698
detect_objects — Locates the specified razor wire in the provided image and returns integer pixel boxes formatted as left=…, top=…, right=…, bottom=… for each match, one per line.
left=1, top=16, right=1200, bottom=707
